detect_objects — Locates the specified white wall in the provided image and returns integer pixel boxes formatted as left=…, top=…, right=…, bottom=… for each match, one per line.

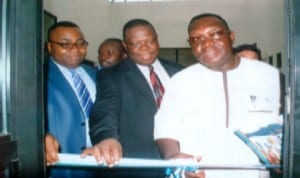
left=44, top=0, right=285, bottom=67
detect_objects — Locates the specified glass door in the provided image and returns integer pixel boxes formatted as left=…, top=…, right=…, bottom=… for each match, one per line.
left=0, top=0, right=17, bottom=177
left=0, top=0, right=45, bottom=177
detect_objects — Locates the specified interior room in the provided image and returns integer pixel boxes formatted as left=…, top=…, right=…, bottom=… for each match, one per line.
left=44, top=0, right=285, bottom=68
left=1, top=0, right=300, bottom=178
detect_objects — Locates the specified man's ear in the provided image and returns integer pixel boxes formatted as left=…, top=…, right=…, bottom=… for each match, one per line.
left=122, top=41, right=127, bottom=52
left=47, top=42, right=52, bottom=54
left=122, top=52, right=127, bottom=59
left=229, top=31, right=235, bottom=44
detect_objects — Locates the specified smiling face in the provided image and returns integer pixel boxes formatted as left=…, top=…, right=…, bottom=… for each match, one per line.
left=123, top=25, right=159, bottom=66
left=188, top=16, right=237, bottom=71
left=98, top=41, right=125, bottom=68
left=47, top=27, right=87, bottom=69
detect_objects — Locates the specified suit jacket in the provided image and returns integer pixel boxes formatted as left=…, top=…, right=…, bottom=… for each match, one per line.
left=89, top=58, right=182, bottom=159
left=45, top=59, right=97, bottom=177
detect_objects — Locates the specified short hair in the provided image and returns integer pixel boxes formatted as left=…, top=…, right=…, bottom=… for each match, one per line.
left=122, top=18, right=157, bottom=40
left=47, top=21, right=80, bottom=41
left=103, top=38, right=122, bottom=44
left=233, top=43, right=262, bottom=60
left=99, top=38, right=126, bottom=54
left=188, top=13, right=230, bottom=33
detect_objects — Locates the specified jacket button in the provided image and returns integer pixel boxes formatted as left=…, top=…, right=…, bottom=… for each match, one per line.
left=81, top=122, right=85, bottom=126
left=81, top=146, right=86, bottom=150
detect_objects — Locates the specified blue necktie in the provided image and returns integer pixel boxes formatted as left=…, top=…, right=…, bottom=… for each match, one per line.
left=70, top=69, right=93, bottom=118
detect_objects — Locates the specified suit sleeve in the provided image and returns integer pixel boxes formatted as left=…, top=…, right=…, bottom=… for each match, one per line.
left=89, top=68, right=121, bottom=145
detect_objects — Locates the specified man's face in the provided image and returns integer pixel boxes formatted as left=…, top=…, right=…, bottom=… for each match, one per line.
left=98, top=41, right=124, bottom=68
left=123, top=25, right=159, bottom=66
left=47, top=27, right=87, bottom=69
left=188, top=17, right=235, bottom=71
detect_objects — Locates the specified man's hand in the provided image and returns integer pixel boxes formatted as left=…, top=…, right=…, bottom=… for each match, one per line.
left=168, top=153, right=205, bottom=178
left=168, top=152, right=201, bottom=161
left=45, top=133, right=60, bottom=165
left=267, top=151, right=280, bottom=165
left=81, top=138, right=122, bottom=167
left=267, top=151, right=282, bottom=174
left=185, top=170, right=205, bottom=178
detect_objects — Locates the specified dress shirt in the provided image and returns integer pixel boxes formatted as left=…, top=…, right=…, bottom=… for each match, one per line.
left=154, top=58, right=280, bottom=178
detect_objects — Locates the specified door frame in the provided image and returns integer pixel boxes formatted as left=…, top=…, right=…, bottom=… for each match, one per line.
left=0, top=0, right=45, bottom=177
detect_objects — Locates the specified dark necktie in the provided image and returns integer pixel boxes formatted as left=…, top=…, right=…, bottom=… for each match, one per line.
left=70, top=69, right=93, bottom=118
left=149, top=65, right=165, bottom=108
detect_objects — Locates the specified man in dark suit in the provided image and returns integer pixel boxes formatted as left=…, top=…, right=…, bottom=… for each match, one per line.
left=82, top=19, right=182, bottom=169
left=44, top=21, right=97, bottom=178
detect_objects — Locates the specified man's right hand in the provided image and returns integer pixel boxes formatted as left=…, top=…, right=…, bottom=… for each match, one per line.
left=168, top=153, right=205, bottom=178
left=81, top=138, right=122, bottom=167
left=45, top=133, right=60, bottom=165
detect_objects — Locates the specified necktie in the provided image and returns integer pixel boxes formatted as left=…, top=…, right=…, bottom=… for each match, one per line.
left=149, top=65, right=165, bottom=108
left=70, top=69, right=93, bottom=118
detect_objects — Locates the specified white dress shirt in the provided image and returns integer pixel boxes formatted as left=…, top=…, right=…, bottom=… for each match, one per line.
left=154, top=58, right=280, bottom=178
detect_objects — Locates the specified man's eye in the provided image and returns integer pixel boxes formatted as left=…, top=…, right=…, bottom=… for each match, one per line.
left=190, top=37, right=201, bottom=42
left=191, top=37, right=198, bottom=41
left=147, top=39, right=156, bottom=45
left=60, top=43, right=72, bottom=48
left=211, top=31, right=221, bottom=36
left=76, top=41, right=86, bottom=46
left=210, top=30, right=226, bottom=39
left=129, top=43, right=140, bottom=48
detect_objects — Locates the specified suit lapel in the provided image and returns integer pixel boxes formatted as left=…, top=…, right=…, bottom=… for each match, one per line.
left=123, top=59, right=156, bottom=104
left=159, top=59, right=177, bottom=77
left=48, top=59, right=77, bottom=98
left=82, top=64, right=96, bottom=83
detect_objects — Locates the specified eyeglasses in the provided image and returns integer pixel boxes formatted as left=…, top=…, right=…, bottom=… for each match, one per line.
left=49, top=40, right=88, bottom=49
left=188, top=29, right=229, bottom=46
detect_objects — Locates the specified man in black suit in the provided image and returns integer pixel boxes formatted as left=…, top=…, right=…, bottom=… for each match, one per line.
left=81, top=19, right=182, bottom=168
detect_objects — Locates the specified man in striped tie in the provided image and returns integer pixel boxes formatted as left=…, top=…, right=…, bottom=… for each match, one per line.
left=44, top=21, right=97, bottom=178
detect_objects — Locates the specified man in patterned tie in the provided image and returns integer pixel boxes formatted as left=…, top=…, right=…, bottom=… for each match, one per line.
left=44, top=21, right=97, bottom=178
left=81, top=19, right=182, bottom=176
